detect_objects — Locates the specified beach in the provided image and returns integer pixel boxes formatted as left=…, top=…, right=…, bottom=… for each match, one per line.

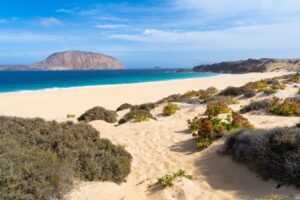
left=1, top=71, right=299, bottom=200
left=0, top=72, right=289, bottom=120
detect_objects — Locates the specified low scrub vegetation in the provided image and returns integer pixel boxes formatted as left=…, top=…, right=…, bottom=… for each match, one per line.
left=116, top=103, right=133, bottom=111
left=223, top=127, right=300, bottom=188
left=0, top=117, right=132, bottom=200
left=78, top=106, right=118, bottom=123
left=205, top=95, right=238, bottom=105
left=188, top=112, right=253, bottom=150
left=205, top=102, right=231, bottom=117
left=240, top=99, right=272, bottom=114
left=269, top=98, right=300, bottom=116
left=119, top=107, right=155, bottom=124
left=157, top=169, right=192, bottom=187
left=219, top=86, right=245, bottom=97
left=163, top=103, right=180, bottom=116
left=243, top=89, right=257, bottom=98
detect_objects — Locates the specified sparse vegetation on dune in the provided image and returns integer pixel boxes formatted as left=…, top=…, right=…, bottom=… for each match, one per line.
left=223, top=127, right=300, bottom=188
left=269, top=98, right=300, bottom=116
left=205, top=95, right=238, bottom=105
left=119, top=107, right=155, bottom=124
left=0, top=116, right=132, bottom=200
left=163, top=103, right=180, bottom=116
left=156, top=169, right=192, bottom=187
left=240, top=99, right=272, bottom=114
left=205, top=102, right=231, bottom=117
left=78, top=106, right=118, bottom=123
left=116, top=103, right=133, bottom=112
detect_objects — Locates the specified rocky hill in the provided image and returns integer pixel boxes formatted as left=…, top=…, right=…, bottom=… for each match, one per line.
left=193, top=58, right=300, bottom=73
left=29, top=51, right=123, bottom=70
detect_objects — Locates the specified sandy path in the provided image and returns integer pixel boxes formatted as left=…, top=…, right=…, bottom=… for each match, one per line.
left=68, top=102, right=299, bottom=200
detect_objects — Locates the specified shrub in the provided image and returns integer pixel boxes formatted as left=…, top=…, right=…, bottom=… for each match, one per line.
left=137, top=103, right=156, bottom=111
left=205, top=102, right=231, bottom=117
left=219, top=86, right=245, bottom=97
left=269, top=98, right=300, bottom=116
left=66, top=114, right=76, bottom=118
left=223, top=127, right=300, bottom=187
left=240, top=99, right=272, bottom=114
left=243, top=89, right=256, bottom=98
left=157, top=169, right=192, bottom=187
left=119, top=108, right=154, bottom=124
left=116, top=103, right=133, bottom=112
left=188, top=113, right=253, bottom=150
left=0, top=117, right=132, bottom=200
left=205, top=95, right=238, bottom=105
left=78, top=106, right=118, bottom=123
left=163, top=103, right=180, bottom=116
left=263, top=88, right=276, bottom=95
left=245, top=80, right=268, bottom=91
left=288, top=73, right=300, bottom=83
left=271, top=84, right=286, bottom=90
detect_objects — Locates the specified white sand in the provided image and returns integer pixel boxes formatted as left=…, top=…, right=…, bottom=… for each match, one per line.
left=0, top=72, right=299, bottom=200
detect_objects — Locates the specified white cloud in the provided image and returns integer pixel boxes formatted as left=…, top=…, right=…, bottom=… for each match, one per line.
left=175, top=0, right=300, bottom=15
left=108, top=20, right=300, bottom=51
left=95, top=24, right=128, bottom=29
left=39, top=17, right=63, bottom=28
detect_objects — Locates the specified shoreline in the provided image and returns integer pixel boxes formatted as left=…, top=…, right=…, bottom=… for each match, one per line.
left=0, top=72, right=290, bottom=119
left=0, top=73, right=219, bottom=95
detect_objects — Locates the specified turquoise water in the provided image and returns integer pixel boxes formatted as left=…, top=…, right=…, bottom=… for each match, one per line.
left=0, top=69, right=217, bottom=93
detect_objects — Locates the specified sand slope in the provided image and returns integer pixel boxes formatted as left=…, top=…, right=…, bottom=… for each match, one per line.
left=68, top=101, right=299, bottom=200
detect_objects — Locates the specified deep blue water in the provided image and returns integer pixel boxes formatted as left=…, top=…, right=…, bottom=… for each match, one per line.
left=0, top=69, right=217, bottom=93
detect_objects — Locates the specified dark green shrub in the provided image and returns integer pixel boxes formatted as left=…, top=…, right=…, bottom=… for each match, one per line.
left=163, top=103, right=180, bottom=116
left=271, top=84, right=286, bottom=90
left=116, top=103, right=133, bottom=112
left=240, top=99, right=272, bottom=114
left=136, top=103, right=156, bottom=111
left=78, top=106, right=118, bottom=123
left=205, top=102, right=231, bottom=117
left=119, top=108, right=154, bottom=124
left=205, top=95, right=238, bottom=105
left=219, top=86, right=245, bottom=97
left=223, top=127, right=300, bottom=187
left=243, top=89, right=256, bottom=98
left=263, top=88, right=276, bottom=95
left=0, top=117, right=132, bottom=200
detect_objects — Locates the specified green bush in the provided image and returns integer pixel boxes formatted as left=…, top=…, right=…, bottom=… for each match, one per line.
left=163, top=103, right=180, bottom=116
left=116, top=103, right=133, bottom=112
left=243, top=89, right=256, bottom=98
left=263, top=88, right=276, bottom=95
left=119, top=108, right=155, bottom=124
left=0, top=116, right=132, bottom=200
left=240, top=99, right=272, bottom=114
left=78, top=106, right=118, bottom=123
left=219, top=86, right=245, bottom=97
left=245, top=80, right=268, bottom=91
left=205, top=95, right=238, bottom=105
left=223, top=127, right=300, bottom=187
left=269, top=98, right=300, bottom=116
left=205, top=102, right=231, bottom=117
left=188, top=113, right=253, bottom=150
left=157, top=169, right=192, bottom=187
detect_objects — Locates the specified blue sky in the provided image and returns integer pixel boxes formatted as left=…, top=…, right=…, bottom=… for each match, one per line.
left=0, top=0, right=300, bottom=68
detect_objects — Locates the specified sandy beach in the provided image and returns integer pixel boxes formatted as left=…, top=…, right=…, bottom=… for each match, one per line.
left=1, top=71, right=300, bottom=200
left=0, top=72, right=290, bottom=120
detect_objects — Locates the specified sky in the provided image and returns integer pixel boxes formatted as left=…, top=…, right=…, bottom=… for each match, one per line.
left=0, top=0, right=300, bottom=68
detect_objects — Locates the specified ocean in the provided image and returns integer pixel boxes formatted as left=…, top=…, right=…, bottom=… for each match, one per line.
left=0, top=69, right=217, bottom=93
